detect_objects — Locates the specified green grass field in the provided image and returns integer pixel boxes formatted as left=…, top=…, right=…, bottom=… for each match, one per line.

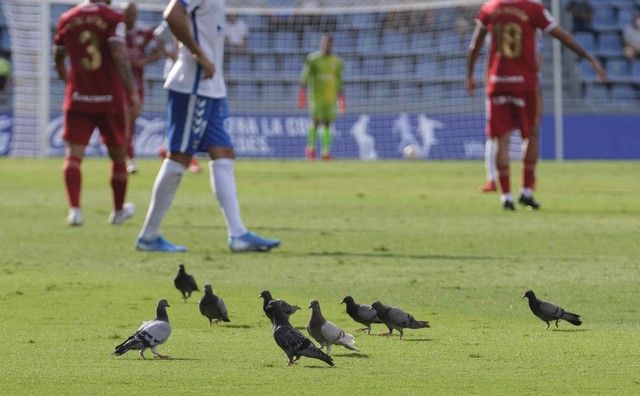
left=1, top=158, right=639, bottom=394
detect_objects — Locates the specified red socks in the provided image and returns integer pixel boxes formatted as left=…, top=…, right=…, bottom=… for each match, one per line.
left=111, top=162, right=128, bottom=211
left=497, top=165, right=511, bottom=194
left=523, top=160, right=537, bottom=190
left=63, top=156, right=82, bottom=208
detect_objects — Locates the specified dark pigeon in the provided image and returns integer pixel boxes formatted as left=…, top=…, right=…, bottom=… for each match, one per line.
left=260, top=290, right=300, bottom=323
left=112, top=299, right=171, bottom=359
left=174, top=264, right=199, bottom=303
left=265, top=300, right=334, bottom=367
left=341, top=296, right=383, bottom=334
left=199, top=284, right=230, bottom=325
left=371, top=300, right=430, bottom=339
left=523, top=290, right=582, bottom=329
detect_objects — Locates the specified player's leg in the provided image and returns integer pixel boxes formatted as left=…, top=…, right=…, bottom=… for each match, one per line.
left=306, top=118, right=320, bottom=160
left=62, top=111, right=94, bottom=225
left=205, top=98, right=280, bottom=252
left=99, top=111, right=136, bottom=224
left=125, top=106, right=138, bottom=175
left=480, top=138, right=498, bottom=192
left=487, top=94, right=517, bottom=210
left=136, top=91, right=193, bottom=252
left=518, top=90, right=541, bottom=210
left=319, top=103, right=336, bottom=160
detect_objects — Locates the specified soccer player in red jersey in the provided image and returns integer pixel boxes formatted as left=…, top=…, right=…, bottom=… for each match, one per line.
left=123, top=1, right=163, bottom=174
left=54, top=0, right=141, bottom=225
left=466, top=0, right=606, bottom=210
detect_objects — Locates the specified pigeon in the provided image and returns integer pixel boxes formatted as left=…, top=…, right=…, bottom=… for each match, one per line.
left=260, top=290, right=300, bottom=323
left=174, top=264, right=199, bottom=303
left=371, top=300, right=430, bottom=339
left=523, top=290, right=582, bottom=329
left=112, top=299, right=172, bottom=359
left=199, top=284, right=230, bottom=325
left=265, top=300, right=334, bottom=367
left=307, top=300, right=358, bottom=353
left=341, top=295, right=383, bottom=334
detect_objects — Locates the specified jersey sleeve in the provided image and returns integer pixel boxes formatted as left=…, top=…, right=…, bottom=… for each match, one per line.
left=299, top=55, right=312, bottom=85
left=177, top=0, right=204, bottom=13
left=106, top=11, right=126, bottom=42
left=532, top=4, right=558, bottom=33
left=53, top=16, right=66, bottom=46
left=476, top=4, right=490, bottom=27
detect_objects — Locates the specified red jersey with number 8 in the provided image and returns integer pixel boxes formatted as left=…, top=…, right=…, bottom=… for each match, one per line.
left=477, top=0, right=557, bottom=94
left=54, top=3, right=126, bottom=113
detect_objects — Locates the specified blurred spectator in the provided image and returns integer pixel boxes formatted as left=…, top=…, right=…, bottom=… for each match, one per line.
left=0, top=52, right=10, bottom=103
left=566, top=0, right=594, bottom=32
left=623, top=13, right=640, bottom=60
left=226, top=13, right=249, bottom=53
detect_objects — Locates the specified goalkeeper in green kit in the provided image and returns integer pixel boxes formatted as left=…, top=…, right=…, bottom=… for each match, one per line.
left=298, top=34, right=345, bottom=160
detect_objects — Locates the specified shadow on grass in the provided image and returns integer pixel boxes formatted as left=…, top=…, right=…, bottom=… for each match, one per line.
left=303, top=365, right=335, bottom=369
left=551, top=329, right=590, bottom=333
left=222, top=324, right=253, bottom=329
left=334, top=352, right=369, bottom=359
left=304, top=251, right=496, bottom=261
left=402, top=338, right=436, bottom=342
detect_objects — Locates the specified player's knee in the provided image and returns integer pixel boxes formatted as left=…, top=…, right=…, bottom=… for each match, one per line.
left=208, top=147, right=235, bottom=160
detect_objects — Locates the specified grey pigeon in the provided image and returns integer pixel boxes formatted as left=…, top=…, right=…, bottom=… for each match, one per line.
left=523, top=290, right=582, bottom=329
left=341, top=296, right=383, bottom=334
left=307, top=300, right=358, bottom=353
left=112, top=299, right=172, bottom=359
left=371, top=300, right=430, bottom=339
left=265, top=300, right=333, bottom=367
left=199, top=284, right=230, bottom=325
left=260, top=290, right=300, bottom=323
left=174, top=264, right=199, bottom=303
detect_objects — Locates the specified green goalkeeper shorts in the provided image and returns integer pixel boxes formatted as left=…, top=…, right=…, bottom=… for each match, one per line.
left=310, top=102, right=337, bottom=122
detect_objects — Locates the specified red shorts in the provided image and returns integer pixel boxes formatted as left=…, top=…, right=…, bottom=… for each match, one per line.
left=486, top=90, right=540, bottom=139
left=63, top=110, right=127, bottom=148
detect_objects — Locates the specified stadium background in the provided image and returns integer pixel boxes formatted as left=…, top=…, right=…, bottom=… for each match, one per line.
left=0, top=0, right=638, bottom=160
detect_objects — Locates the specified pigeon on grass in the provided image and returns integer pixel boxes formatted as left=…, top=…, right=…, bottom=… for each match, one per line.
left=174, top=264, right=199, bottom=303
left=199, top=284, right=230, bottom=325
left=260, top=290, right=300, bottom=323
left=307, top=300, right=358, bottom=353
left=112, top=299, right=171, bottom=359
left=371, top=301, right=430, bottom=339
left=341, top=296, right=382, bottom=334
left=523, top=290, right=582, bottom=329
left=266, top=300, right=334, bottom=367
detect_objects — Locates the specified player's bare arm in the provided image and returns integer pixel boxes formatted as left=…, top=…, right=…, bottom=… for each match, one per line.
left=109, top=38, right=141, bottom=117
left=466, top=21, right=487, bottom=96
left=53, top=45, right=67, bottom=82
left=549, top=26, right=607, bottom=82
left=164, top=0, right=215, bottom=79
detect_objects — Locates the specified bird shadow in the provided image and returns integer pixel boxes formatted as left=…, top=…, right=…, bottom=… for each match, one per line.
left=334, top=352, right=369, bottom=359
left=402, top=338, right=436, bottom=342
left=303, top=365, right=335, bottom=369
left=222, top=324, right=253, bottom=329
left=551, top=329, right=589, bottom=333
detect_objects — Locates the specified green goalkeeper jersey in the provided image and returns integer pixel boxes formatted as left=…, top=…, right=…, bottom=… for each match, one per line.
left=299, top=51, right=343, bottom=106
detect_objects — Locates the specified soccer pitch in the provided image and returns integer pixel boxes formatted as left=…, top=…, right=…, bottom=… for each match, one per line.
left=0, top=158, right=638, bottom=394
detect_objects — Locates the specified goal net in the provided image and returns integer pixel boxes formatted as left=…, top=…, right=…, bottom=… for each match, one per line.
left=5, top=0, right=506, bottom=159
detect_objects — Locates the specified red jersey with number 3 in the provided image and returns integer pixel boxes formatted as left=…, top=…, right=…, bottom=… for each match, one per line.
left=54, top=3, right=126, bottom=113
left=477, top=0, right=557, bottom=94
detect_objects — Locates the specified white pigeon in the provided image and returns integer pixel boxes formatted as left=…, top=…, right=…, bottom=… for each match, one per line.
left=307, top=300, right=358, bottom=353
left=112, top=299, right=172, bottom=359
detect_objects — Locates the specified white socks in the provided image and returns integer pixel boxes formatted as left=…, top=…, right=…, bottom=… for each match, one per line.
left=521, top=187, right=533, bottom=198
left=209, top=159, right=248, bottom=238
left=500, top=193, right=513, bottom=203
left=485, top=138, right=497, bottom=182
left=139, top=159, right=186, bottom=241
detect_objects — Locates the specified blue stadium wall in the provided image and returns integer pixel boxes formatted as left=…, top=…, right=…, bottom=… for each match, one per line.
left=0, top=111, right=638, bottom=159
